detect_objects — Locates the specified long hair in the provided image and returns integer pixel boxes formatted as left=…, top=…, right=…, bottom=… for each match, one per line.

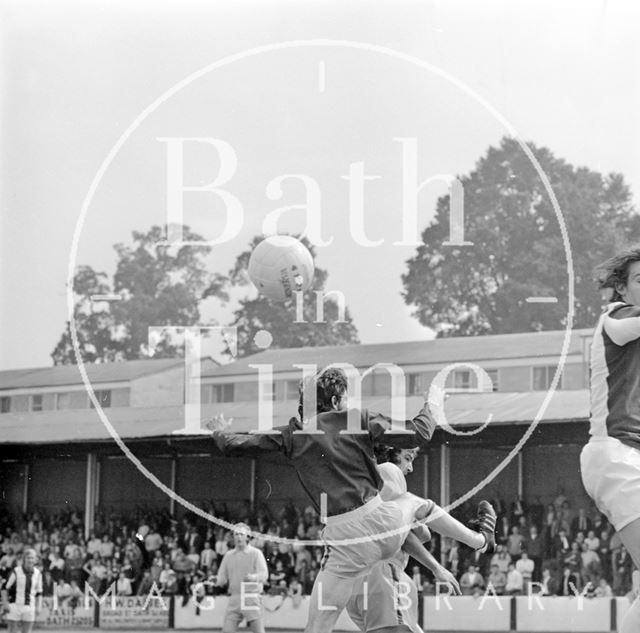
left=595, top=248, right=640, bottom=302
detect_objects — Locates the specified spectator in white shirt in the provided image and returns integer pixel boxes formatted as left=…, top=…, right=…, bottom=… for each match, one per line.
left=515, top=551, right=535, bottom=587
left=115, top=572, right=132, bottom=596
left=505, top=562, right=524, bottom=595
left=584, top=530, right=600, bottom=552
left=99, top=535, right=114, bottom=560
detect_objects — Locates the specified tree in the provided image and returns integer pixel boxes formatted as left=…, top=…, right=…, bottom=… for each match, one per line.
left=402, top=137, right=640, bottom=336
left=228, top=236, right=359, bottom=357
left=52, top=226, right=227, bottom=364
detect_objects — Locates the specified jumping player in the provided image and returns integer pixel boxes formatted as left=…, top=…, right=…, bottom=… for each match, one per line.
left=581, top=248, right=640, bottom=633
left=347, top=446, right=496, bottom=633
left=1, top=549, right=42, bottom=633
left=212, top=367, right=438, bottom=633
left=214, top=523, right=269, bottom=633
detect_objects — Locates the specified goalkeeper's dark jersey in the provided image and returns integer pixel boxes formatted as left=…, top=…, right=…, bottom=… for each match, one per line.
left=590, top=302, right=640, bottom=450
left=214, top=406, right=436, bottom=517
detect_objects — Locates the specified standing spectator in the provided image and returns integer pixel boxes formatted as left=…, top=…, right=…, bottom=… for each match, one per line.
left=571, top=509, right=592, bottom=536
left=99, top=535, right=114, bottom=561
left=505, top=563, right=524, bottom=596
left=136, top=570, right=154, bottom=597
left=497, top=516, right=511, bottom=546
left=507, top=526, right=524, bottom=558
left=553, top=529, right=571, bottom=560
left=200, top=541, right=216, bottom=573
left=613, top=546, right=633, bottom=595
left=580, top=543, right=601, bottom=587
left=214, top=530, right=229, bottom=565
left=598, top=530, right=612, bottom=580
left=87, top=532, right=102, bottom=556
left=584, top=530, right=600, bottom=552
left=186, top=546, right=200, bottom=570
left=515, top=551, right=535, bottom=589
left=144, top=525, right=163, bottom=558
left=524, top=525, right=544, bottom=581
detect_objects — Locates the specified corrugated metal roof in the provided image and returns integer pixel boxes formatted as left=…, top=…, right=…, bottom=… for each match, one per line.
left=0, top=359, right=184, bottom=390
left=0, top=390, right=589, bottom=444
left=203, top=328, right=592, bottom=377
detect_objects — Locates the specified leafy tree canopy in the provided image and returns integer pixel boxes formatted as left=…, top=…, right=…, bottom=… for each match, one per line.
left=402, top=137, right=640, bottom=336
left=52, top=226, right=227, bottom=364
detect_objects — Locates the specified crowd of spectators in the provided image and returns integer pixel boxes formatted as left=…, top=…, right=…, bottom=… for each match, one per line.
left=0, top=490, right=635, bottom=605
left=419, top=489, right=635, bottom=600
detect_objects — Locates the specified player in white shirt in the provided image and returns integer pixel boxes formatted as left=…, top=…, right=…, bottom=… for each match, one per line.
left=214, top=523, right=269, bottom=633
left=1, top=549, right=43, bottom=633
left=347, top=447, right=496, bottom=633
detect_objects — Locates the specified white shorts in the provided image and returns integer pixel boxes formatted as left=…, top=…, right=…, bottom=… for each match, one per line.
left=7, top=603, right=36, bottom=623
left=347, top=562, right=422, bottom=633
left=581, top=436, right=640, bottom=530
left=322, top=494, right=428, bottom=578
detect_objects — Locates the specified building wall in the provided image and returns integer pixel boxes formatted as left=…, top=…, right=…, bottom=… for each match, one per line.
left=562, top=363, right=585, bottom=389
left=498, top=367, right=532, bottom=392
left=234, top=381, right=260, bottom=402
left=130, top=367, right=184, bottom=408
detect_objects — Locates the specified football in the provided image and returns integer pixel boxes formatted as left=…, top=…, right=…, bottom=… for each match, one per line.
left=248, top=235, right=315, bottom=301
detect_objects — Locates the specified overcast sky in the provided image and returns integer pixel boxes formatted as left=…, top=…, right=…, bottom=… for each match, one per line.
left=1, top=0, right=638, bottom=370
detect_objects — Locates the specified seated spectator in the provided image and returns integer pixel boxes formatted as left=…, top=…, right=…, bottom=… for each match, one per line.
left=487, top=563, right=506, bottom=595
left=516, top=551, right=534, bottom=586
left=268, top=560, right=287, bottom=592
left=490, top=544, right=511, bottom=574
left=559, top=567, right=580, bottom=596
left=540, top=568, right=558, bottom=596
left=136, top=570, right=154, bottom=596
left=460, top=565, right=484, bottom=596
left=580, top=542, right=601, bottom=586
left=594, top=577, right=613, bottom=598
left=116, top=571, right=133, bottom=596
left=54, top=578, right=72, bottom=606
left=288, top=575, right=303, bottom=607
left=505, top=562, right=524, bottom=596
left=563, top=542, right=582, bottom=585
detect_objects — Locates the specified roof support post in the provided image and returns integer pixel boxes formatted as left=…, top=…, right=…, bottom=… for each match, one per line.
left=84, top=452, right=97, bottom=539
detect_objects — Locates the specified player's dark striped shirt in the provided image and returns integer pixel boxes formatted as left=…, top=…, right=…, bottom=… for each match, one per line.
left=5, top=566, right=43, bottom=606
left=590, top=302, right=640, bottom=449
